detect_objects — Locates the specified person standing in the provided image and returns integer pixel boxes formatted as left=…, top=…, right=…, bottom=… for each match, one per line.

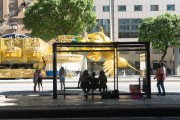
left=59, top=66, right=66, bottom=91
left=33, top=69, right=39, bottom=92
left=154, top=63, right=166, bottom=96
left=37, top=69, right=43, bottom=92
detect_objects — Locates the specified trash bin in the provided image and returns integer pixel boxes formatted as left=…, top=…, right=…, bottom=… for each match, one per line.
left=129, top=84, right=142, bottom=99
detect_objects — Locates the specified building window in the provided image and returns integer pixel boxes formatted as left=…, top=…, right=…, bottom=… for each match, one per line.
left=153, top=49, right=163, bottom=54
left=135, top=61, right=140, bottom=74
left=9, top=0, right=15, bottom=3
left=134, top=5, right=142, bottom=11
left=118, top=18, right=142, bottom=38
left=153, top=61, right=159, bottom=70
left=167, top=4, right=175, bottom=11
left=9, top=3, right=15, bottom=13
left=136, top=51, right=143, bottom=54
left=9, top=22, right=18, bottom=30
left=150, top=5, right=159, bottom=11
left=91, top=19, right=110, bottom=37
left=93, top=6, right=96, bottom=11
left=119, top=48, right=129, bottom=54
left=103, top=6, right=110, bottom=12
left=0, top=8, right=2, bottom=14
left=118, top=5, right=126, bottom=12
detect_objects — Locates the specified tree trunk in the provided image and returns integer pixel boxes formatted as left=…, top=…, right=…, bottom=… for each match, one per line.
left=160, top=45, right=168, bottom=63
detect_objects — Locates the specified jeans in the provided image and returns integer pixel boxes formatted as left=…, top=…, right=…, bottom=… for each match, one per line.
left=157, top=80, right=165, bottom=94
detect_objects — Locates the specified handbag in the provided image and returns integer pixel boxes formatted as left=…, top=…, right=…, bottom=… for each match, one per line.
left=101, top=91, right=112, bottom=99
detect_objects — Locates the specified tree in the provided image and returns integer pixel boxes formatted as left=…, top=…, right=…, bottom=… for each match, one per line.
left=23, top=0, right=97, bottom=41
left=139, top=13, right=180, bottom=63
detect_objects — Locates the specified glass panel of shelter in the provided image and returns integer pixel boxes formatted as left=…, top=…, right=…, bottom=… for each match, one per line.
left=116, top=43, right=149, bottom=98
left=53, top=42, right=150, bottom=99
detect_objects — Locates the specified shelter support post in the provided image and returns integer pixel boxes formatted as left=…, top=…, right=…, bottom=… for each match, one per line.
left=53, top=43, right=57, bottom=99
left=146, top=42, right=151, bottom=99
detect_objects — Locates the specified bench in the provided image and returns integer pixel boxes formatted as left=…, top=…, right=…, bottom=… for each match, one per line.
left=63, top=86, right=102, bottom=99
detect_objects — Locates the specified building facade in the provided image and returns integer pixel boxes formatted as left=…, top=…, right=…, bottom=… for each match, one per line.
left=0, top=0, right=33, bottom=35
left=93, top=0, right=180, bottom=74
left=0, top=0, right=179, bottom=74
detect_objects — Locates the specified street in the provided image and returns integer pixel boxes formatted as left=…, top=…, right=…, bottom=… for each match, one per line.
left=0, top=75, right=180, bottom=95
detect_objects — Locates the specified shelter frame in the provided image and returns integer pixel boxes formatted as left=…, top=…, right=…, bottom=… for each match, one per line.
left=52, top=42, right=151, bottom=99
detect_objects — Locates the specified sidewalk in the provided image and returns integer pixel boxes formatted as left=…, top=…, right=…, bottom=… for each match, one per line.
left=0, top=76, right=180, bottom=118
left=0, top=89, right=180, bottom=119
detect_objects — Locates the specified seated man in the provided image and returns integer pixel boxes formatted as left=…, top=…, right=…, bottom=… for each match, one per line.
left=89, top=72, right=99, bottom=90
left=89, top=72, right=99, bottom=98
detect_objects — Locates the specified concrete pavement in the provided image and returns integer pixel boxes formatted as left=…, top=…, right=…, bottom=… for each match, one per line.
left=0, top=76, right=180, bottom=119
left=0, top=89, right=180, bottom=119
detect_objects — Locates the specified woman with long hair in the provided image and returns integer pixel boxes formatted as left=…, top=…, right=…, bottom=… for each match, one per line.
left=59, top=66, right=66, bottom=91
left=98, top=70, right=107, bottom=93
left=78, top=70, right=91, bottom=99
left=37, top=69, right=43, bottom=92
left=33, top=69, right=39, bottom=92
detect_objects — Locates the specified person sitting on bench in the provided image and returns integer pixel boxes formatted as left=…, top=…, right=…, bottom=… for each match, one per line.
left=89, top=72, right=99, bottom=98
left=98, top=70, right=107, bottom=93
left=78, top=70, right=91, bottom=99
left=89, top=72, right=99, bottom=90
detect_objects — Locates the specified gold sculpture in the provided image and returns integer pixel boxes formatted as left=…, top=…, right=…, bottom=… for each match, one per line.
left=57, top=27, right=139, bottom=77
left=0, top=27, right=139, bottom=78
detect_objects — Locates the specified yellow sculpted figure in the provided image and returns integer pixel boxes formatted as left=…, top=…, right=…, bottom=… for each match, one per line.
left=57, top=27, right=139, bottom=77
left=3, top=38, right=22, bottom=58
left=86, top=27, right=139, bottom=77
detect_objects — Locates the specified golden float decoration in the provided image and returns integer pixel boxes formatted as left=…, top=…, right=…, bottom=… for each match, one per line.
left=0, top=27, right=139, bottom=78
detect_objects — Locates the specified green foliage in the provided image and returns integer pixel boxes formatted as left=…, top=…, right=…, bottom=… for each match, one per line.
left=23, top=0, right=97, bottom=41
left=139, top=13, right=180, bottom=61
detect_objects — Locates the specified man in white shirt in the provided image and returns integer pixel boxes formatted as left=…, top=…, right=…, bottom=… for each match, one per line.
left=160, top=63, right=166, bottom=96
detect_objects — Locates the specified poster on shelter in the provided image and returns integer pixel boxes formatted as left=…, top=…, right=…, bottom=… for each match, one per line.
left=140, top=53, right=146, bottom=70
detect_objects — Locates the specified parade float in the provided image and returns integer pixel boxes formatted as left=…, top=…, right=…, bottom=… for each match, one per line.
left=0, top=29, right=139, bottom=78
left=0, top=36, right=49, bottom=78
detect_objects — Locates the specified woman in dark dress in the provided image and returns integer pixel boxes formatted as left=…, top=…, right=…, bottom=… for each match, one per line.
left=37, top=69, right=43, bottom=92
left=78, top=70, right=91, bottom=99
left=98, top=70, right=107, bottom=93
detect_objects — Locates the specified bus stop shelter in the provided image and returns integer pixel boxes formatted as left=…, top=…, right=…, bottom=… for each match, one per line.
left=52, top=42, right=151, bottom=99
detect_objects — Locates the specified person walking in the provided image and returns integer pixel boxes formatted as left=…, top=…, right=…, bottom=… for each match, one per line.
left=33, top=69, right=39, bottom=92
left=59, top=66, right=66, bottom=91
left=154, top=63, right=166, bottom=96
left=78, top=70, right=91, bottom=99
left=37, top=69, right=43, bottom=92
left=98, top=70, right=107, bottom=93
left=161, top=62, right=166, bottom=95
